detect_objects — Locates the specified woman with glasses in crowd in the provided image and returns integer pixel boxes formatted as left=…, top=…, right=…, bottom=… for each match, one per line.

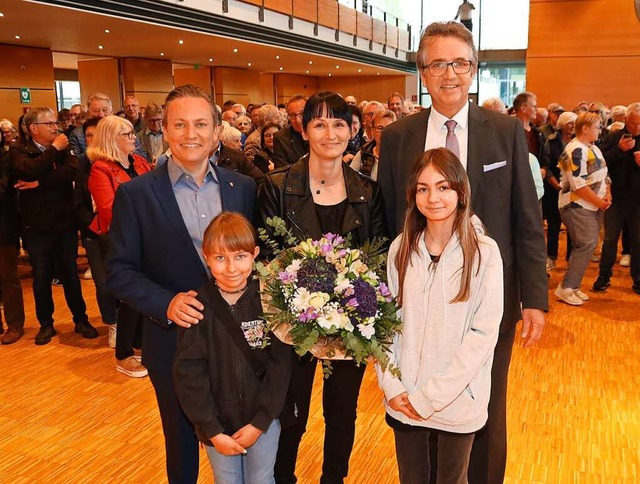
left=87, top=115, right=151, bottom=377
left=350, top=110, right=397, bottom=180
left=253, top=121, right=281, bottom=173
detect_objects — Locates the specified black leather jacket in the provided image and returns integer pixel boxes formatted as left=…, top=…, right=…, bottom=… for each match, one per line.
left=257, top=155, right=388, bottom=247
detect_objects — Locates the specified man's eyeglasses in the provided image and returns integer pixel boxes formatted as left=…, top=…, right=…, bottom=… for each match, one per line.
left=119, top=131, right=136, bottom=139
left=33, top=121, right=60, bottom=128
left=147, top=118, right=163, bottom=124
left=421, top=60, right=474, bottom=77
left=288, top=112, right=304, bottom=120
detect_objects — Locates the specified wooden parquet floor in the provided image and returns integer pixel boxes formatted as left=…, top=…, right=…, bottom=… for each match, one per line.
left=0, top=247, right=638, bottom=483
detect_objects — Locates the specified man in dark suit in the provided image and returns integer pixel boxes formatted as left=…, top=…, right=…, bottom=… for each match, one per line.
left=378, top=21, right=548, bottom=484
left=107, top=85, right=256, bottom=483
left=272, top=95, right=308, bottom=168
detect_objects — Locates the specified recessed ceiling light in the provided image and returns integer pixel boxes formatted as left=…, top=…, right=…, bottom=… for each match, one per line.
left=233, top=48, right=238, bottom=53
left=377, top=72, right=380, bottom=75
left=305, top=70, right=309, bottom=74
left=160, top=52, right=165, bottom=56
left=178, top=40, right=184, bottom=45
left=328, top=73, right=332, bottom=77
left=279, top=67, right=284, bottom=71
left=358, top=68, right=362, bottom=73
left=309, top=61, right=313, bottom=65
left=276, top=55, right=280, bottom=60
left=98, top=45, right=104, bottom=50
left=336, top=65, right=340, bottom=69
left=14, top=35, right=20, bottom=40
left=104, top=29, right=110, bottom=34
left=0, top=13, right=5, bottom=17
left=209, top=58, right=213, bottom=62
left=247, top=62, right=252, bottom=67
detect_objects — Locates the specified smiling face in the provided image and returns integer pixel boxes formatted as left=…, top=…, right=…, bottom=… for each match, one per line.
left=30, top=111, right=59, bottom=146
left=263, top=126, right=278, bottom=151
left=164, top=96, right=215, bottom=169
left=89, top=99, right=112, bottom=119
left=416, top=163, right=459, bottom=228
left=303, top=113, right=351, bottom=164
left=205, top=246, right=259, bottom=293
left=420, top=36, right=476, bottom=118
left=123, top=98, right=140, bottom=121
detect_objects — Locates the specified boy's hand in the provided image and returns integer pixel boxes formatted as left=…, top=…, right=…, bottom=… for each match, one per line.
left=231, top=424, right=263, bottom=449
left=211, top=433, right=247, bottom=456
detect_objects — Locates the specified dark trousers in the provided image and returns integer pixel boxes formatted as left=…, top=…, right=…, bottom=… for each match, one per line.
left=83, top=236, right=117, bottom=324
left=274, top=355, right=366, bottom=484
left=467, top=327, right=516, bottom=484
left=599, top=203, right=640, bottom=282
left=393, top=421, right=475, bottom=484
left=543, top=195, right=572, bottom=260
left=115, top=302, right=143, bottom=360
left=0, top=243, right=25, bottom=330
left=24, top=230, right=87, bottom=326
left=148, top=368, right=200, bottom=484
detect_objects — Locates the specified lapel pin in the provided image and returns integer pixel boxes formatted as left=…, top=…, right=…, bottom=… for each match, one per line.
left=229, top=181, right=234, bottom=187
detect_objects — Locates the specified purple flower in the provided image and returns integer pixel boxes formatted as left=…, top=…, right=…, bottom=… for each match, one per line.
left=346, top=298, right=359, bottom=308
left=297, top=258, right=337, bottom=293
left=378, top=282, right=391, bottom=297
left=298, top=307, right=319, bottom=323
left=344, top=278, right=378, bottom=318
left=279, top=271, right=296, bottom=283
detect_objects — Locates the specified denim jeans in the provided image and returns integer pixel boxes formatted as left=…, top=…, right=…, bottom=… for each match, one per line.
left=206, top=419, right=280, bottom=484
left=83, top=236, right=117, bottom=324
left=0, top=244, right=25, bottom=330
left=24, top=229, right=88, bottom=326
left=561, top=207, right=603, bottom=289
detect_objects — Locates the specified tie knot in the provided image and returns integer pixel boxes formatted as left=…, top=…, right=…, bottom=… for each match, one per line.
left=445, top=119, right=457, bottom=133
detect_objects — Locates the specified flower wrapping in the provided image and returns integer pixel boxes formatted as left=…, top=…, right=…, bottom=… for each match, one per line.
left=257, top=218, right=402, bottom=377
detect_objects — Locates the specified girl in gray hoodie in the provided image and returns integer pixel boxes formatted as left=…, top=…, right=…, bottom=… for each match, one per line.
left=377, top=148, right=504, bottom=483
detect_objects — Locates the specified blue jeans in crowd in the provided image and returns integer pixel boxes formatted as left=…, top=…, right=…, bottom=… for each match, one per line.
left=206, top=419, right=281, bottom=484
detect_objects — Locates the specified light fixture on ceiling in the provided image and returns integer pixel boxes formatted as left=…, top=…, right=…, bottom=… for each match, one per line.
left=98, top=45, right=104, bottom=50
left=377, top=72, right=380, bottom=75
left=160, top=52, right=165, bottom=56
left=336, top=65, right=340, bottom=69
left=306, top=70, right=309, bottom=74
left=0, top=12, right=4, bottom=17
left=233, top=48, right=238, bottom=53
left=247, top=62, right=252, bottom=67
left=358, top=68, right=362, bottom=73
left=209, top=58, right=213, bottom=62
left=15, top=35, right=21, bottom=40
left=276, top=55, right=280, bottom=60
left=328, top=73, right=332, bottom=77
left=279, top=67, right=284, bottom=71
left=309, top=60, right=313, bottom=65
left=178, top=39, right=184, bottom=45
left=104, top=29, right=110, bottom=34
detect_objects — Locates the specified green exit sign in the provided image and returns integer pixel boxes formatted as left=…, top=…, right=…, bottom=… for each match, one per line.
left=20, top=87, right=31, bottom=104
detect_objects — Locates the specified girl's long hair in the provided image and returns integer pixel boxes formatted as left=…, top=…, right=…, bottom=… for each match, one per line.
left=394, top=148, right=481, bottom=306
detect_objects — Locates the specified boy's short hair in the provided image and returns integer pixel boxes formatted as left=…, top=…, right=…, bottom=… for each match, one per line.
left=203, top=212, right=257, bottom=255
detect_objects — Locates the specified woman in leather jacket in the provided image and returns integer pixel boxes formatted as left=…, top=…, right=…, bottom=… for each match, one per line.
left=258, top=91, right=387, bottom=484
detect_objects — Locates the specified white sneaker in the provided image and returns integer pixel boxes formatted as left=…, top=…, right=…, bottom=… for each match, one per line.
left=83, top=268, right=92, bottom=280
left=108, top=324, right=117, bottom=348
left=546, top=258, right=556, bottom=271
left=620, top=254, right=631, bottom=267
left=116, top=356, right=148, bottom=378
left=574, top=289, right=589, bottom=301
left=554, top=285, right=584, bottom=306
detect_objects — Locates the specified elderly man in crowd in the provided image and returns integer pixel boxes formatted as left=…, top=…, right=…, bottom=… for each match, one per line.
left=272, top=94, right=308, bottom=167
left=244, top=103, right=281, bottom=162
left=10, top=107, right=97, bottom=345
left=69, top=92, right=113, bottom=155
left=362, top=100, right=385, bottom=142
left=137, top=103, right=168, bottom=166
left=123, top=96, right=145, bottom=132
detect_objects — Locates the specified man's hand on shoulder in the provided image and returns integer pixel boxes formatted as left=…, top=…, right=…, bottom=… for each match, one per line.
left=167, top=290, right=204, bottom=328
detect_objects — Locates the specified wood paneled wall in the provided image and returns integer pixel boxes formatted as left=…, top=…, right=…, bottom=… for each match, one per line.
left=121, top=58, right=173, bottom=108
left=527, top=0, right=640, bottom=107
left=275, top=74, right=319, bottom=105
left=173, top=67, right=213, bottom=95
left=0, top=44, right=56, bottom=124
left=77, top=58, right=120, bottom=112
left=213, top=67, right=274, bottom=106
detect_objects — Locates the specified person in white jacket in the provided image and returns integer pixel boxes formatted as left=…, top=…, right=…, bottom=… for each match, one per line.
left=377, top=147, right=504, bottom=484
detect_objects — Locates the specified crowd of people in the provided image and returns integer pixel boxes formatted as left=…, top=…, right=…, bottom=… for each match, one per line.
left=0, top=18, right=637, bottom=484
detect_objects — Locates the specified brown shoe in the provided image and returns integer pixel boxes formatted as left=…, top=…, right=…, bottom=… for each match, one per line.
left=116, top=356, right=148, bottom=378
left=1, top=328, right=24, bottom=345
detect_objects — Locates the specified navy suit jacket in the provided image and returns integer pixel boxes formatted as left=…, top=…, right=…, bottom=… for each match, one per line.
left=107, top=161, right=256, bottom=371
left=378, top=103, right=548, bottom=332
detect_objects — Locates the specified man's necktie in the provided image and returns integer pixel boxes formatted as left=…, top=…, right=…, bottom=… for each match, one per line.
left=445, top=119, right=460, bottom=158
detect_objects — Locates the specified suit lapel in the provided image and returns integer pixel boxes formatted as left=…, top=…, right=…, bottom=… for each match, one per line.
left=216, top=166, right=242, bottom=213
left=466, top=103, right=489, bottom=206
left=149, top=163, right=203, bottom=267
left=406, top=109, right=430, bottom=168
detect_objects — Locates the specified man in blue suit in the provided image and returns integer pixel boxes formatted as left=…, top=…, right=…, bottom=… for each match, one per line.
left=107, top=85, right=256, bottom=483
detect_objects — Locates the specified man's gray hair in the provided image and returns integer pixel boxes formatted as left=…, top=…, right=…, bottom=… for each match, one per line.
left=22, top=107, right=55, bottom=138
left=87, top=92, right=112, bottom=109
left=626, top=102, right=640, bottom=118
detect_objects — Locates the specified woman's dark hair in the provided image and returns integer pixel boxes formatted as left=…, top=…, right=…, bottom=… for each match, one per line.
left=261, top=121, right=281, bottom=151
left=82, top=116, right=100, bottom=134
left=302, top=91, right=352, bottom=131
left=349, top=105, right=363, bottom=134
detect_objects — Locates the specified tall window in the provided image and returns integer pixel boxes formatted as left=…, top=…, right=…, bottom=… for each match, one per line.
left=55, top=81, right=81, bottom=111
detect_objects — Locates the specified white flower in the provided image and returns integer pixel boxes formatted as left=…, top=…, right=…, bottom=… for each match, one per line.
left=308, top=292, right=330, bottom=310
left=334, top=276, right=352, bottom=294
left=363, top=271, right=379, bottom=284
left=357, top=323, right=376, bottom=340
left=290, top=287, right=312, bottom=312
left=349, top=260, right=368, bottom=276
left=317, top=308, right=354, bottom=333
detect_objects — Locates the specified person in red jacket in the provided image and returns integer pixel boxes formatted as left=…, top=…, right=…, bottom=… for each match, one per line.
left=87, top=115, right=151, bottom=377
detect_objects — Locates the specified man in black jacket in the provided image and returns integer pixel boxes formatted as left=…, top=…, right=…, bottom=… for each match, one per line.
left=10, top=107, right=97, bottom=345
left=593, top=102, right=640, bottom=294
left=272, top=95, right=308, bottom=168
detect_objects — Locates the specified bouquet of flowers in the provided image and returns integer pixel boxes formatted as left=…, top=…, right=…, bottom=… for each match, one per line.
left=257, top=217, right=402, bottom=377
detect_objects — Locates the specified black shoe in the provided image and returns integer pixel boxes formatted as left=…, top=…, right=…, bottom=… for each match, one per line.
left=35, top=325, right=56, bottom=345
left=592, top=276, right=611, bottom=292
left=74, top=321, right=99, bottom=339
left=633, top=282, right=640, bottom=295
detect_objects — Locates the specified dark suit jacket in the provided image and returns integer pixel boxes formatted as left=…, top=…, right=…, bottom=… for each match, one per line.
left=601, top=128, right=640, bottom=208
left=272, top=126, right=308, bottom=168
left=106, top=161, right=256, bottom=371
left=378, top=103, right=548, bottom=331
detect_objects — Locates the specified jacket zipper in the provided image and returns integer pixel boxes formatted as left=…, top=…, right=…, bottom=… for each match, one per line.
left=229, top=304, right=245, bottom=416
